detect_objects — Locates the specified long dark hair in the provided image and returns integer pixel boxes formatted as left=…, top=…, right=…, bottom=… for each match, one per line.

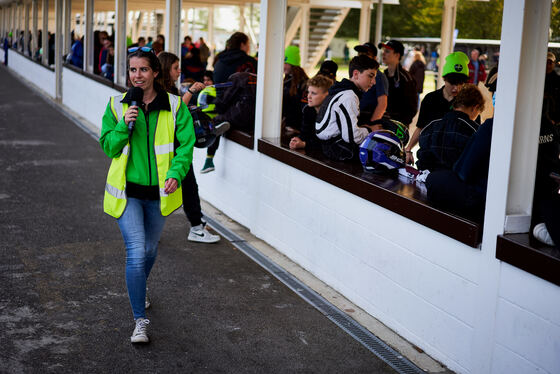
left=127, top=49, right=164, bottom=90
left=287, top=65, right=309, bottom=97
left=226, top=32, right=249, bottom=50
left=157, top=51, right=180, bottom=95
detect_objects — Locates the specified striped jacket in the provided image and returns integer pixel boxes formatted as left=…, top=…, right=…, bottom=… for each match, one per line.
left=315, top=78, right=370, bottom=145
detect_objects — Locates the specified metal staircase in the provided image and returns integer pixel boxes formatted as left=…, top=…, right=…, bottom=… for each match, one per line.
left=286, top=6, right=350, bottom=71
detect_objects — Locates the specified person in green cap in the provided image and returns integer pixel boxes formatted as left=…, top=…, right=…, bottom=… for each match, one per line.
left=283, top=45, right=309, bottom=133
left=404, top=51, right=470, bottom=165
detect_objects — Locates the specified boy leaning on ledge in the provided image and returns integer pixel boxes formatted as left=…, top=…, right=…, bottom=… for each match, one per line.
left=315, top=55, right=380, bottom=161
left=290, top=74, right=334, bottom=150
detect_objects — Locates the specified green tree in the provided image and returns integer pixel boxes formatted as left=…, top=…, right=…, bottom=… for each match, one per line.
left=455, top=0, right=503, bottom=40
left=336, top=1, right=560, bottom=43
left=551, top=1, right=560, bottom=42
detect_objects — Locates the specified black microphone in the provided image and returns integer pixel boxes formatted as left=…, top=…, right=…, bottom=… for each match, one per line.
left=127, top=87, right=144, bottom=136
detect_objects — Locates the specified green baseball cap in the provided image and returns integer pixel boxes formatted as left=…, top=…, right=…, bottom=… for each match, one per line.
left=284, top=45, right=301, bottom=67
left=442, top=51, right=469, bottom=78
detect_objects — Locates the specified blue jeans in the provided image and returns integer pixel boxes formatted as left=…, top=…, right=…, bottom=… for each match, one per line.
left=117, top=198, right=166, bottom=319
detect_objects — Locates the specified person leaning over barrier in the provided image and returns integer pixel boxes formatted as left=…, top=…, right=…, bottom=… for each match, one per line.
left=99, top=47, right=195, bottom=344
left=416, top=83, right=485, bottom=172
left=405, top=51, right=470, bottom=165
left=290, top=74, right=333, bottom=150
left=315, top=55, right=380, bottom=161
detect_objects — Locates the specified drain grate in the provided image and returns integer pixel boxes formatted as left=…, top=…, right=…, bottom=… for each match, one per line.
left=203, top=214, right=426, bottom=374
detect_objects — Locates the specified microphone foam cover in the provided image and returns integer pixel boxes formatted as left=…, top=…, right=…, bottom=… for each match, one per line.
left=128, top=87, right=144, bottom=103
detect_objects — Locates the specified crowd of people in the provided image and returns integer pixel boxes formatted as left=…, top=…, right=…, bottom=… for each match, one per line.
left=6, top=26, right=555, bottom=342
left=279, top=40, right=559, bottom=251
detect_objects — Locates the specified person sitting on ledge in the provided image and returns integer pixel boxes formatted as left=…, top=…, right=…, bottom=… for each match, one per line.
left=283, top=45, right=309, bottom=134
left=290, top=74, right=333, bottom=150
left=405, top=51, right=470, bottom=165
left=416, top=84, right=485, bottom=172
left=315, top=55, right=380, bottom=161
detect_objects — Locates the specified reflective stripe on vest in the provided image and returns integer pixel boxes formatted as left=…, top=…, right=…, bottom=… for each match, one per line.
left=103, top=92, right=183, bottom=218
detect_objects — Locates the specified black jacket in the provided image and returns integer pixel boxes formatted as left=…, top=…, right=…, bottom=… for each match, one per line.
left=384, top=64, right=418, bottom=125
left=213, top=49, right=257, bottom=84
left=417, top=110, right=478, bottom=171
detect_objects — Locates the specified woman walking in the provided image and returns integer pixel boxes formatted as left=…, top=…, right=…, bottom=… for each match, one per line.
left=99, top=47, right=195, bottom=343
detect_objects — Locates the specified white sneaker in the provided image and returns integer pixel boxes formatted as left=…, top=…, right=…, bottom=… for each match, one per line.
left=130, top=318, right=150, bottom=344
left=188, top=224, right=220, bottom=243
left=533, top=223, right=555, bottom=246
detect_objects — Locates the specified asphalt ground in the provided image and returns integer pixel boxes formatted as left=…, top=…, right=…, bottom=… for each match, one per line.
left=0, top=65, right=397, bottom=373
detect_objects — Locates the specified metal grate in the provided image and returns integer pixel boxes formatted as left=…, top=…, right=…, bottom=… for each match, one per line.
left=203, top=214, right=426, bottom=374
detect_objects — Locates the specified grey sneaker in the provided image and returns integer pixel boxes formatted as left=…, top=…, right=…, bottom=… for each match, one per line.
left=533, top=223, right=555, bottom=246
left=213, top=121, right=230, bottom=137
left=188, top=224, right=220, bottom=243
left=130, top=318, right=150, bottom=344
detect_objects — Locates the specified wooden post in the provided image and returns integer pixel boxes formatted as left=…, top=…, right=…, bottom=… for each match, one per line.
left=83, top=0, right=93, bottom=72
left=41, top=0, right=48, bottom=65
left=165, top=0, right=181, bottom=55
left=254, top=0, right=286, bottom=140
left=359, top=0, right=371, bottom=44
left=114, top=0, right=127, bottom=86
left=438, top=0, right=457, bottom=88
left=55, top=0, right=63, bottom=100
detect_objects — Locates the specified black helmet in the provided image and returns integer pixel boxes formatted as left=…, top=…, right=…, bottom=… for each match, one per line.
left=189, top=107, right=217, bottom=148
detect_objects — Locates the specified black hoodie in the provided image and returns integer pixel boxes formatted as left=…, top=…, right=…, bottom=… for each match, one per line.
left=213, top=49, right=257, bottom=84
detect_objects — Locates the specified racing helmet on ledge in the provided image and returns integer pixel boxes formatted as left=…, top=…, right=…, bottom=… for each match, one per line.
left=359, top=130, right=405, bottom=172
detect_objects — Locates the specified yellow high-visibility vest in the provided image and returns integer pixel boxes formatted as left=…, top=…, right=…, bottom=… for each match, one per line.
left=103, top=92, right=182, bottom=218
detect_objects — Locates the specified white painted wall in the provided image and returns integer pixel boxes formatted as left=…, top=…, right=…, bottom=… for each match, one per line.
left=9, top=51, right=55, bottom=98
left=491, top=263, right=560, bottom=374
left=62, top=67, right=121, bottom=127
left=192, top=143, right=257, bottom=228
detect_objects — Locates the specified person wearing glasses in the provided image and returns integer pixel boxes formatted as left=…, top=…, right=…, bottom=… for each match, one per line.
left=99, top=47, right=195, bottom=344
left=158, top=51, right=221, bottom=243
left=404, top=51, right=470, bottom=165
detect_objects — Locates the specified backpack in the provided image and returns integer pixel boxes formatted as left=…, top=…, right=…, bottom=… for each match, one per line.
left=214, top=72, right=257, bottom=133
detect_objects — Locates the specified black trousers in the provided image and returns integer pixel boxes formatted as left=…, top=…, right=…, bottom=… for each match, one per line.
left=181, top=166, right=203, bottom=227
left=426, top=169, right=486, bottom=222
left=207, top=136, right=220, bottom=157
left=539, top=195, right=560, bottom=247
left=533, top=180, right=560, bottom=247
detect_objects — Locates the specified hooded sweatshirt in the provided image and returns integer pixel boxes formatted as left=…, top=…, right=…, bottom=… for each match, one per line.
left=213, top=49, right=257, bottom=84
left=315, top=78, right=370, bottom=145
